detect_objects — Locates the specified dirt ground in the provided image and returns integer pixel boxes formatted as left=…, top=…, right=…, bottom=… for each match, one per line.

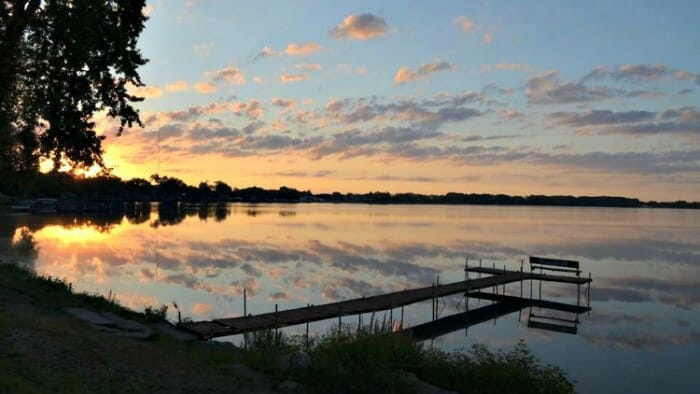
left=0, top=270, right=275, bottom=393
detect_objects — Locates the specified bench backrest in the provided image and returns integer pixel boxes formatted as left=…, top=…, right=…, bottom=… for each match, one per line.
left=529, top=256, right=580, bottom=274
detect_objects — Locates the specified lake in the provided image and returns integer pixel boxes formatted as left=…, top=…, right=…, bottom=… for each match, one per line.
left=1, top=203, right=698, bottom=393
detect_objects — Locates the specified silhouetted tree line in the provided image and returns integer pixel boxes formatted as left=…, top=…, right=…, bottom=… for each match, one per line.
left=2, top=171, right=697, bottom=210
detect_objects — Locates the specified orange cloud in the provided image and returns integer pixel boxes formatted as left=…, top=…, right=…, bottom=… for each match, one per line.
left=295, top=63, right=322, bottom=71
left=194, top=82, right=216, bottom=94
left=207, top=66, right=245, bottom=85
left=165, top=80, right=189, bottom=92
left=482, top=33, right=493, bottom=44
left=453, top=16, right=474, bottom=33
left=284, top=42, right=323, bottom=56
left=280, top=73, right=309, bottom=83
left=191, top=302, right=212, bottom=315
left=393, top=60, right=457, bottom=85
left=330, top=13, right=389, bottom=40
left=128, top=84, right=163, bottom=99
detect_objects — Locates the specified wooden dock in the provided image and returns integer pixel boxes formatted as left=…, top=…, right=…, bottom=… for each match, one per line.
left=178, top=267, right=591, bottom=339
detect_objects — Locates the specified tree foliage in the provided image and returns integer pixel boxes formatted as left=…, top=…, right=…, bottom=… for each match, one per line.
left=0, top=0, right=147, bottom=182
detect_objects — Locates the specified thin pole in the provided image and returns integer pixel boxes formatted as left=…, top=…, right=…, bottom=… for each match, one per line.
left=305, top=304, right=310, bottom=349
left=389, top=308, right=393, bottom=329
left=520, top=259, right=524, bottom=298
left=400, top=305, right=404, bottom=329
left=275, top=303, right=279, bottom=339
left=465, top=257, right=468, bottom=281
left=503, top=265, right=506, bottom=294
left=243, top=288, right=247, bottom=316
left=432, top=283, right=436, bottom=321
left=338, top=308, right=342, bottom=335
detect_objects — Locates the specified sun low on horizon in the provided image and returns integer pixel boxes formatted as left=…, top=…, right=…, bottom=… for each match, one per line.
left=95, top=1, right=699, bottom=201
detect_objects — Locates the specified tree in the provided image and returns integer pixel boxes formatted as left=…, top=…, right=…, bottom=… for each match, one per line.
left=0, top=0, right=148, bottom=187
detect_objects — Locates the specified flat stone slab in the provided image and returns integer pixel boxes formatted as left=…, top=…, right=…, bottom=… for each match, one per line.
left=65, top=308, right=151, bottom=339
left=65, top=308, right=115, bottom=326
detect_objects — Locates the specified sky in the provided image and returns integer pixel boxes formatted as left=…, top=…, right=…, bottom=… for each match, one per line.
left=95, top=0, right=700, bottom=200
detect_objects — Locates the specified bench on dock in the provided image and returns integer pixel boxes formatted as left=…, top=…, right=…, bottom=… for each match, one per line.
left=527, top=256, right=586, bottom=335
left=529, top=256, right=580, bottom=276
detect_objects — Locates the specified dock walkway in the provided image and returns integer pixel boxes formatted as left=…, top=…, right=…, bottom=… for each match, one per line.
left=178, top=267, right=591, bottom=339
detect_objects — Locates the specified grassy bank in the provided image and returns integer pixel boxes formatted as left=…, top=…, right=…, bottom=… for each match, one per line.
left=0, top=261, right=574, bottom=393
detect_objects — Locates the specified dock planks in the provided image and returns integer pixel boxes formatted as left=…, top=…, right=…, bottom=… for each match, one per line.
left=178, top=268, right=591, bottom=339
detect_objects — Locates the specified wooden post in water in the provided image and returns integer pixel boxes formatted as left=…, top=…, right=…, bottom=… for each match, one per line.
left=587, top=272, right=592, bottom=314
left=305, top=304, right=310, bottom=350
left=400, top=305, right=404, bottom=329
left=503, top=265, right=506, bottom=294
left=431, top=283, right=436, bottom=321
left=389, top=308, right=393, bottom=329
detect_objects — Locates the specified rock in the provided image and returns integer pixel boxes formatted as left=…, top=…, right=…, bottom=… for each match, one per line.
left=65, top=308, right=151, bottom=339
left=289, top=350, right=311, bottom=369
left=279, top=380, right=306, bottom=393
left=65, top=308, right=114, bottom=326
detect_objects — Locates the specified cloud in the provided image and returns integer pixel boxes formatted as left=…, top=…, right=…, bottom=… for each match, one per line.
left=280, top=73, right=309, bottom=83
left=252, top=76, right=264, bottom=84
left=284, top=42, right=323, bottom=56
left=329, top=13, right=389, bottom=40
left=164, top=80, right=189, bottom=92
left=603, top=107, right=700, bottom=137
left=337, top=64, right=368, bottom=75
left=453, top=16, right=474, bottom=33
left=256, top=45, right=277, bottom=58
left=549, top=110, right=657, bottom=126
left=191, top=303, right=212, bottom=315
left=526, top=71, right=625, bottom=104
left=192, top=42, right=215, bottom=58
left=583, top=64, right=699, bottom=84
left=194, top=82, right=216, bottom=94
left=531, top=150, right=700, bottom=174
left=295, top=63, right=322, bottom=71
left=550, top=107, right=700, bottom=137
left=271, top=98, right=295, bottom=108
left=482, top=33, right=493, bottom=44
left=394, top=60, right=457, bottom=85
left=483, top=63, right=534, bottom=73
left=207, top=66, right=245, bottom=85
left=128, top=84, right=163, bottom=99
left=256, top=43, right=323, bottom=59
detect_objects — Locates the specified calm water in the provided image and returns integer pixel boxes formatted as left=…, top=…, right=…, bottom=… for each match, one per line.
left=1, top=204, right=699, bottom=393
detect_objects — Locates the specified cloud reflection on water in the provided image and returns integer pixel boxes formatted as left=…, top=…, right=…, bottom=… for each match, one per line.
left=1, top=204, right=698, bottom=358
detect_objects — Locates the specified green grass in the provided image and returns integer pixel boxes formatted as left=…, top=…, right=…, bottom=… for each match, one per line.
left=240, top=324, right=574, bottom=394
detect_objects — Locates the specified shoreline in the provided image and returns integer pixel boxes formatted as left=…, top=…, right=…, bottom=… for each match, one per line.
left=0, top=261, right=575, bottom=393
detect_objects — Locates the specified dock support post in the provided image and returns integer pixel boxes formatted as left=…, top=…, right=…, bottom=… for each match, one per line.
left=587, top=272, right=592, bottom=314
left=400, top=305, right=404, bottom=329
left=243, top=288, right=247, bottom=316
left=465, top=257, right=468, bottom=281
left=432, top=283, right=436, bottom=321
left=338, top=308, right=342, bottom=336
left=503, top=265, right=506, bottom=294
left=389, top=308, right=393, bottom=329
left=520, top=259, right=524, bottom=297
left=305, top=304, right=310, bottom=350
left=275, top=304, right=279, bottom=342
